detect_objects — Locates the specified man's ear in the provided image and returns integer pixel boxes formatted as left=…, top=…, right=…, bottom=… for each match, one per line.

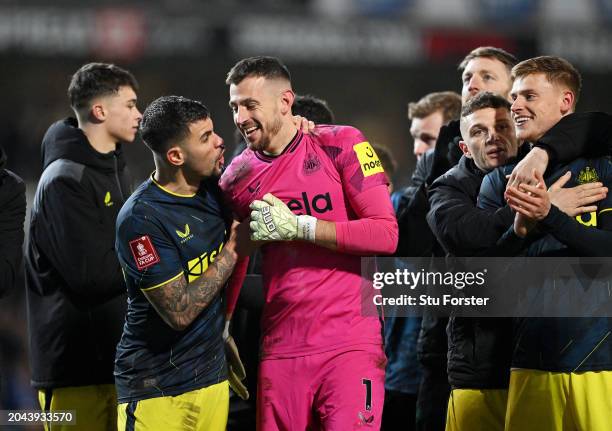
left=166, top=146, right=184, bottom=166
left=560, top=89, right=575, bottom=115
left=279, top=88, right=295, bottom=116
left=91, top=102, right=106, bottom=122
left=458, top=140, right=472, bottom=158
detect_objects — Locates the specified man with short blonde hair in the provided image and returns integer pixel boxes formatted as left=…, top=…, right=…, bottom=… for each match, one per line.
left=478, top=56, right=612, bottom=431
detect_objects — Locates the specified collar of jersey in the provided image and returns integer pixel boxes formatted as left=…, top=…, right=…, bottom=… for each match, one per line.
left=150, top=173, right=197, bottom=198
left=254, top=129, right=303, bottom=163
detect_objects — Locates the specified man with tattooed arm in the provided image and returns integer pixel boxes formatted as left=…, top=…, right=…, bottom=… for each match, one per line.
left=114, top=96, right=252, bottom=430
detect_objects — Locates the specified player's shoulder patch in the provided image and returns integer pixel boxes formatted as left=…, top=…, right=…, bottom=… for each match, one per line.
left=353, top=141, right=385, bottom=177
left=128, top=235, right=160, bottom=270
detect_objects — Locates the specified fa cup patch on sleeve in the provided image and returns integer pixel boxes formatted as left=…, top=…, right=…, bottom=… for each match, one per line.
left=129, top=235, right=160, bottom=270
left=353, top=141, right=384, bottom=177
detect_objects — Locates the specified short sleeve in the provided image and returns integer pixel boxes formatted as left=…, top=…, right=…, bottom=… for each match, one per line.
left=116, top=210, right=184, bottom=291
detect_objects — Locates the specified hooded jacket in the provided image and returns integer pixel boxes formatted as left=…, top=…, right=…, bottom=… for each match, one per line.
left=0, top=145, right=26, bottom=294
left=25, top=118, right=130, bottom=389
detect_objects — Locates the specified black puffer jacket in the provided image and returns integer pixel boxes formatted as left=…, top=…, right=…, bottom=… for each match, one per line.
left=25, top=118, right=130, bottom=389
left=427, top=155, right=514, bottom=388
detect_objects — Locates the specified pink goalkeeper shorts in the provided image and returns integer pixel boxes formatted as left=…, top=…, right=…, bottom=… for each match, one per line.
left=257, top=346, right=386, bottom=430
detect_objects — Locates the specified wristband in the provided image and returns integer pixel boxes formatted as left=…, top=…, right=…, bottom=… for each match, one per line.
left=296, top=215, right=317, bottom=242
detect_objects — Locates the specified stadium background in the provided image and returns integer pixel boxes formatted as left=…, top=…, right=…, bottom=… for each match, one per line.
left=1, top=0, right=612, bottom=429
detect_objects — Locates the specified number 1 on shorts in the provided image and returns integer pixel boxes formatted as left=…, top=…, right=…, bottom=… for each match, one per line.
left=362, top=379, right=372, bottom=411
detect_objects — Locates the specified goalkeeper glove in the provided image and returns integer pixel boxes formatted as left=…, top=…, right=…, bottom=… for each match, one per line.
left=225, top=335, right=249, bottom=400
left=249, top=193, right=317, bottom=242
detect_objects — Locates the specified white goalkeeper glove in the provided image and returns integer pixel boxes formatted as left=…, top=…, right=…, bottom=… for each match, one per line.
left=249, top=193, right=317, bottom=242
left=225, top=335, right=249, bottom=400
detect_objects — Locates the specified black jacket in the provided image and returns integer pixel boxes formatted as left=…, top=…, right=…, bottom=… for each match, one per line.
left=427, top=156, right=514, bottom=389
left=0, top=145, right=26, bottom=295
left=25, top=118, right=130, bottom=389
left=427, top=156, right=515, bottom=257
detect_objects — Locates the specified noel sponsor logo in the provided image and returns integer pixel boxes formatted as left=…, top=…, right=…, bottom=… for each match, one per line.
left=353, top=141, right=384, bottom=177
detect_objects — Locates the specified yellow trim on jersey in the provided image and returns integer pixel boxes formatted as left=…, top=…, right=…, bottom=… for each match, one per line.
left=140, top=270, right=184, bottom=291
left=598, top=208, right=612, bottom=216
left=151, top=173, right=196, bottom=198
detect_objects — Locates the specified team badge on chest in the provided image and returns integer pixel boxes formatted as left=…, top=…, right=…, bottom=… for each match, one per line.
left=303, top=153, right=321, bottom=175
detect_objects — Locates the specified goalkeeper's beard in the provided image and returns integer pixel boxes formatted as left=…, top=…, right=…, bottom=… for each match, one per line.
left=247, top=116, right=283, bottom=153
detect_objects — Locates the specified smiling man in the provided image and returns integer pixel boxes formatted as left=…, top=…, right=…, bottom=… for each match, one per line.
left=511, top=58, right=579, bottom=142
left=220, top=56, right=398, bottom=430
left=476, top=56, right=612, bottom=431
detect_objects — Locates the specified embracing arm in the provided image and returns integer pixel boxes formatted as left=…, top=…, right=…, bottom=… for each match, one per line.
left=427, top=179, right=513, bottom=256
left=508, top=113, right=612, bottom=188
left=536, top=112, right=612, bottom=163
left=224, top=256, right=249, bottom=321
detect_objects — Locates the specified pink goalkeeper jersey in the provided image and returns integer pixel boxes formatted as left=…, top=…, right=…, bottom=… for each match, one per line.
left=220, top=125, right=386, bottom=359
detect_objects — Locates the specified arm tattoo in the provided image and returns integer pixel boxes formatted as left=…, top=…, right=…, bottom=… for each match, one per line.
left=144, top=246, right=237, bottom=330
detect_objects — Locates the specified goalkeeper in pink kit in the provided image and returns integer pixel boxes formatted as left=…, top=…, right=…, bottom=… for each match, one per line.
left=220, top=56, right=398, bottom=430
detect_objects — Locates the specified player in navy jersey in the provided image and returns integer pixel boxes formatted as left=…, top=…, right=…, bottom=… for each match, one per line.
left=478, top=56, right=612, bottom=431
left=115, top=96, right=251, bottom=431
